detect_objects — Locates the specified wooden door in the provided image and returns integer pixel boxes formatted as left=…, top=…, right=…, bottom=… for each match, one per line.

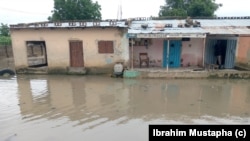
left=69, top=41, right=84, bottom=67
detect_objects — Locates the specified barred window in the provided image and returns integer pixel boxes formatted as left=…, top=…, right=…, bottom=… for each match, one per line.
left=98, top=41, right=114, bottom=54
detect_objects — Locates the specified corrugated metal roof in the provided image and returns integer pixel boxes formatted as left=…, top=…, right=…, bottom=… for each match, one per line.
left=10, top=21, right=128, bottom=29
left=199, top=19, right=250, bottom=27
left=128, top=19, right=250, bottom=35
left=130, top=19, right=250, bottom=27
left=199, top=19, right=250, bottom=34
left=10, top=18, right=250, bottom=35
left=203, top=27, right=250, bottom=35
left=129, top=27, right=207, bottom=34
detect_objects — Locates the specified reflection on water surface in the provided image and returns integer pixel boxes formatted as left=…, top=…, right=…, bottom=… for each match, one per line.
left=0, top=75, right=250, bottom=141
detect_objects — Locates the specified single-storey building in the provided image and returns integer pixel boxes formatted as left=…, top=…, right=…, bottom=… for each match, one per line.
left=127, top=17, right=250, bottom=71
left=10, top=20, right=129, bottom=74
left=10, top=17, right=250, bottom=77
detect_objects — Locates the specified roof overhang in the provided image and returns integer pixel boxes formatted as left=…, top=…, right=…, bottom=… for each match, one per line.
left=128, top=18, right=250, bottom=38
left=127, top=33, right=207, bottom=38
left=203, top=27, right=250, bottom=35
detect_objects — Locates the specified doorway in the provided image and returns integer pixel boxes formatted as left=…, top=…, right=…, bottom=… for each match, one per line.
left=69, top=41, right=84, bottom=67
left=205, top=39, right=237, bottom=69
left=163, top=40, right=182, bottom=68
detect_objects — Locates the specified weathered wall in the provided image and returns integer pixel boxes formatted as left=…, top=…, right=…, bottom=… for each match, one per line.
left=134, top=70, right=250, bottom=79
left=0, top=45, right=14, bottom=70
left=181, top=38, right=204, bottom=67
left=236, top=36, right=250, bottom=69
left=131, top=38, right=164, bottom=67
left=0, top=45, right=13, bottom=58
left=130, top=38, right=204, bottom=68
left=10, top=28, right=129, bottom=74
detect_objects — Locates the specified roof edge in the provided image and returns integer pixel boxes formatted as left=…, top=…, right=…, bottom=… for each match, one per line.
left=10, top=20, right=128, bottom=29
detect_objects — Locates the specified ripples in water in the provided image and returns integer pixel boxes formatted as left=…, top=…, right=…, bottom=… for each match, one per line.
left=0, top=75, right=250, bottom=141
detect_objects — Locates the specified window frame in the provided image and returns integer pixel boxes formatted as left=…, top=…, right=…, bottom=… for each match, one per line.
left=98, top=40, right=114, bottom=54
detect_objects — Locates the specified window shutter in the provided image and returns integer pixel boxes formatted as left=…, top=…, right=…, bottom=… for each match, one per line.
left=98, top=41, right=114, bottom=54
left=98, top=41, right=106, bottom=53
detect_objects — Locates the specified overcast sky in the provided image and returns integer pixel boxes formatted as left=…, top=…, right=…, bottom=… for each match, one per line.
left=0, top=0, right=250, bottom=24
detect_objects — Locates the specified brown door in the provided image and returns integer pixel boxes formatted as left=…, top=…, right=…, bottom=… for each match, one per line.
left=69, top=41, right=84, bottom=67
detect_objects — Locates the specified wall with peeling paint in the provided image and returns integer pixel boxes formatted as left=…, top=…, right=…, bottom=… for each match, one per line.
left=181, top=38, right=204, bottom=67
left=10, top=28, right=129, bottom=73
left=130, top=38, right=204, bottom=68
left=130, top=39, right=164, bottom=67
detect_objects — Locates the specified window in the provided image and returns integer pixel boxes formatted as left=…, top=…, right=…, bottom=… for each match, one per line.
left=26, top=41, right=48, bottom=67
left=27, top=42, right=44, bottom=57
left=98, top=41, right=114, bottom=54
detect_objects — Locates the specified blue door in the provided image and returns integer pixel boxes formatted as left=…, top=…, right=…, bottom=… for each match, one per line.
left=163, top=40, right=182, bottom=68
left=205, top=39, right=217, bottom=65
left=224, top=40, right=237, bottom=69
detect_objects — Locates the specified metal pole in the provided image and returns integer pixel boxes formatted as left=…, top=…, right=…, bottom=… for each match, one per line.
left=202, top=36, right=206, bottom=67
left=167, top=39, right=170, bottom=72
left=131, top=38, right=134, bottom=70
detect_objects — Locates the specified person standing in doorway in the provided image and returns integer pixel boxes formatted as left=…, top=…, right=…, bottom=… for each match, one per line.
left=214, top=41, right=222, bottom=69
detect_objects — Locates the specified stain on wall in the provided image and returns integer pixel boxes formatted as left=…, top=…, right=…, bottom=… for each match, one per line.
left=181, top=38, right=204, bottom=67
left=105, top=57, right=113, bottom=64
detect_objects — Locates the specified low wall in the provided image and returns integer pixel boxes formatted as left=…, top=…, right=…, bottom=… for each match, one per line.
left=0, top=45, right=13, bottom=58
left=124, top=70, right=250, bottom=79
left=0, top=46, right=14, bottom=70
left=15, top=66, right=110, bottom=75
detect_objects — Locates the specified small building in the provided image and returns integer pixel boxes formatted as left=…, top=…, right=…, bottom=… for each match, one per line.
left=9, top=17, right=250, bottom=77
left=127, top=17, right=250, bottom=71
left=10, top=20, right=129, bottom=74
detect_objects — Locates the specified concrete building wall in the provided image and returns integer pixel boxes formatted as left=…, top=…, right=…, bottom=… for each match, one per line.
left=181, top=38, right=204, bottom=67
left=236, top=36, right=250, bottom=69
left=130, top=38, right=204, bottom=68
left=10, top=28, right=129, bottom=73
left=131, top=38, right=164, bottom=67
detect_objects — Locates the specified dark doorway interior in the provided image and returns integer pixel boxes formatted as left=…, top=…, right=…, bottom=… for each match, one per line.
left=206, top=38, right=237, bottom=69
left=216, top=40, right=227, bottom=66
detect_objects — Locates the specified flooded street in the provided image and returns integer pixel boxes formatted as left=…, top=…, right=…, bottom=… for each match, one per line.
left=1, top=75, right=250, bottom=141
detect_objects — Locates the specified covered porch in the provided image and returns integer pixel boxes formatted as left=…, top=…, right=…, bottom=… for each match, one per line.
left=127, top=19, right=208, bottom=71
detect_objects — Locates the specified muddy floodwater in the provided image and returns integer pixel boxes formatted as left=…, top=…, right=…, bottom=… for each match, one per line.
left=1, top=75, right=250, bottom=141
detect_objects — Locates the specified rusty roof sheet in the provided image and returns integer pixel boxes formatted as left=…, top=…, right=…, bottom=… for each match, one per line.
left=128, top=19, right=250, bottom=35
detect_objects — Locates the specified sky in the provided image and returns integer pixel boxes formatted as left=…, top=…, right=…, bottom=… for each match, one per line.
left=0, top=0, right=250, bottom=24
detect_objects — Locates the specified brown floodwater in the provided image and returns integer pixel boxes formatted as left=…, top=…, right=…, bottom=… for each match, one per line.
left=0, top=75, right=250, bottom=141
